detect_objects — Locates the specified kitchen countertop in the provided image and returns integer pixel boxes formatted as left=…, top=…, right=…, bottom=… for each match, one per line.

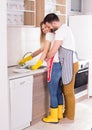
left=8, top=66, right=47, bottom=80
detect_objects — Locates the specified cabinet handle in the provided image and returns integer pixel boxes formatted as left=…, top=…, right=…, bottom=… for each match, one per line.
left=78, top=69, right=88, bottom=74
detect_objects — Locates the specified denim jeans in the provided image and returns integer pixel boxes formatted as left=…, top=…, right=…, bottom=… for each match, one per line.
left=48, top=62, right=63, bottom=108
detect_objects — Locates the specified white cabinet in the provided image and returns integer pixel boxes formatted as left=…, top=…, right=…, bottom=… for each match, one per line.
left=9, top=76, right=33, bottom=130
left=82, top=0, right=92, bottom=14
left=69, top=15, right=92, bottom=97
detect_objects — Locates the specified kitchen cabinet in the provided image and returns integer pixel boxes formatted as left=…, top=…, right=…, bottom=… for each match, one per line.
left=36, top=0, right=66, bottom=27
left=8, top=67, right=49, bottom=127
left=82, top=0, right=92, bottom=14
left=71, top=0, right=82, bottom=12
left=7, top=0, right=36, bottom=26
left=9, top=75, right=33, bottom=130
left=32, top=72, right=50, bottom=124
left=69, top=15, right=92, bottom=97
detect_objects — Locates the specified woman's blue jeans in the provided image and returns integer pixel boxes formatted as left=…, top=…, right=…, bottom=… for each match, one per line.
left=48, top=62, right=63, bottom=108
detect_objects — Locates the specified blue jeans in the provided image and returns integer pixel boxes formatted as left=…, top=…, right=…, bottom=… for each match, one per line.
left=48, top=62, right=63, bottom=108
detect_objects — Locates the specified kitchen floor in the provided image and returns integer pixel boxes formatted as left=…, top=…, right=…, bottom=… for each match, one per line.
left=25, top=97, right=92, bottom=130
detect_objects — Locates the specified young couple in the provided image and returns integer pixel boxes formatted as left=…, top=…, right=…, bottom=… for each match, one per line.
left=19, top=13, right=79, bottom=123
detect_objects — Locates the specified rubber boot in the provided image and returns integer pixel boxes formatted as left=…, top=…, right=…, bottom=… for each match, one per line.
left=42, top=108, right=58, bottom=123
left=58, top=105, right=63, bottom=120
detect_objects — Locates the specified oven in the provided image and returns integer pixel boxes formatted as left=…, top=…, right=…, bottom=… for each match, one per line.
left=74, top=60, right=89, bottom=94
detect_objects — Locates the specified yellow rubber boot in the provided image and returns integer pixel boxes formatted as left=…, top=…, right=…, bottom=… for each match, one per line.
left=42, top=108, right=58, bottom=123
left=58, top=105, right=63, bottom=120
left=31, top=59, right=43, bottom=70
left=19, top=55, right=33, bottom=66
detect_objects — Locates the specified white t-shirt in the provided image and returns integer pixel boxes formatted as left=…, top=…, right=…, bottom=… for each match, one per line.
left=55, top=24, right=78, bottom=63
left=46, top=32, right=59, bottom=62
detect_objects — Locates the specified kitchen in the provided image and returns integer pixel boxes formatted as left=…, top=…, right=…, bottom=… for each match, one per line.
left=0, top=0, right=92, bottom=130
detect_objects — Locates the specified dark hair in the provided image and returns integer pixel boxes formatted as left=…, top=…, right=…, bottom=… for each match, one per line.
left=44, top=13, right=60, bottom=24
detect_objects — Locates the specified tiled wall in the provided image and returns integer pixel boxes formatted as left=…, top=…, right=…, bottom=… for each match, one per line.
left=7, top=27, right=41, bottom=66
left=7, top=0, right=24, bottom=25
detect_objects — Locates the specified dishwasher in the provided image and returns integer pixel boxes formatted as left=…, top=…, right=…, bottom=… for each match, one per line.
left=10, top=75, right=33, bottom=130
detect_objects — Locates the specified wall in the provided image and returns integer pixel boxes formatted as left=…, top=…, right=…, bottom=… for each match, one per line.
left=82, top=0, right=92, bottom=14
left=0, top=1, right=10, bottom=130
left=7, top=27, right=42, bottom=66
left=69, top=15, right=92, bottom=60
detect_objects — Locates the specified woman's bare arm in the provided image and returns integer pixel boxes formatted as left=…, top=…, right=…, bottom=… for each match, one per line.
left=32, top=47, right=44, bottom=57
left=40, top=40, right=51, bottom=61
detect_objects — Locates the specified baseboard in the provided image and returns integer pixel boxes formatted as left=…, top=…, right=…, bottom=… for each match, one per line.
left=75, top=90, right=88, bottom=102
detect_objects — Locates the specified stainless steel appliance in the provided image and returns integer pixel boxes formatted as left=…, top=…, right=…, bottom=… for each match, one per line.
left=74, top=60, right=89, bottom=94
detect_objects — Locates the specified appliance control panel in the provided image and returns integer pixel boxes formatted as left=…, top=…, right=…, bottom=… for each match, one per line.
left=78, top=59, right=89, bottom=70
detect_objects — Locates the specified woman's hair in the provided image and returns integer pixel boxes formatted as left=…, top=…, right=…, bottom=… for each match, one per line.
left=40, top=21, right=46, bottom=46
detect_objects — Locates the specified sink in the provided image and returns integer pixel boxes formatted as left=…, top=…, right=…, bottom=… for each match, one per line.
left=13, top=68, right=31, bottom=73
left=13, top=65, right=47, bottom=73
left=38, top=66, right=47, bottom=69
left=12, top=65, right=31, bottom=73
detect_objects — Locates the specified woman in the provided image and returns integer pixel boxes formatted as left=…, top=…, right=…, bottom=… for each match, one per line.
left=19, top=21, right=63, bottom=123
left=18, top=21, right=48, bottom=66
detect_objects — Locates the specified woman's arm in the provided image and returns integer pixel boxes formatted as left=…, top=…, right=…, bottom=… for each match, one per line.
left=40, top=40, right=51, bottom=61
left=31, top=40, right=51, bottom=70
left=18, top=47, right=44, bottom=65
left=32, top=47, right=44, bottom=58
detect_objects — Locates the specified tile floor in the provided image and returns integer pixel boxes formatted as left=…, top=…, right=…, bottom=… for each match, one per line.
left=25, top=97, right=92, bottom=130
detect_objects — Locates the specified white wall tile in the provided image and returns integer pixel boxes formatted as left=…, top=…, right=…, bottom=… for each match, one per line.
left=7, top=27, right=41, bottom=66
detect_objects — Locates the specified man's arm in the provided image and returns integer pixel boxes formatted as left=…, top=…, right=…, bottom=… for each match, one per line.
left=46, top=40, right=63, bottom=60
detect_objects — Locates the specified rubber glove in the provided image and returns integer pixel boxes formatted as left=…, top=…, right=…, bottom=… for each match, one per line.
left=31, top=59, right=43, bottom=70
left=18, top=55, right=33, bottom=66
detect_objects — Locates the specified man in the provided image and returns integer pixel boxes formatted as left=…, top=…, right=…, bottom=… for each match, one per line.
left=43, top=13, right=79, bottom=122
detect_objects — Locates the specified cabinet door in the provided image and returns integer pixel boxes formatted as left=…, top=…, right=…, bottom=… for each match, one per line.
left=7, top=0, right=36, bottom=26
left=36, top=0, right=66, bottom=27
left=36, top=0, right=44, bottom=27
left=10, top=76, right=33, bottom=130
left=32, top=72, right=50, bottom=124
